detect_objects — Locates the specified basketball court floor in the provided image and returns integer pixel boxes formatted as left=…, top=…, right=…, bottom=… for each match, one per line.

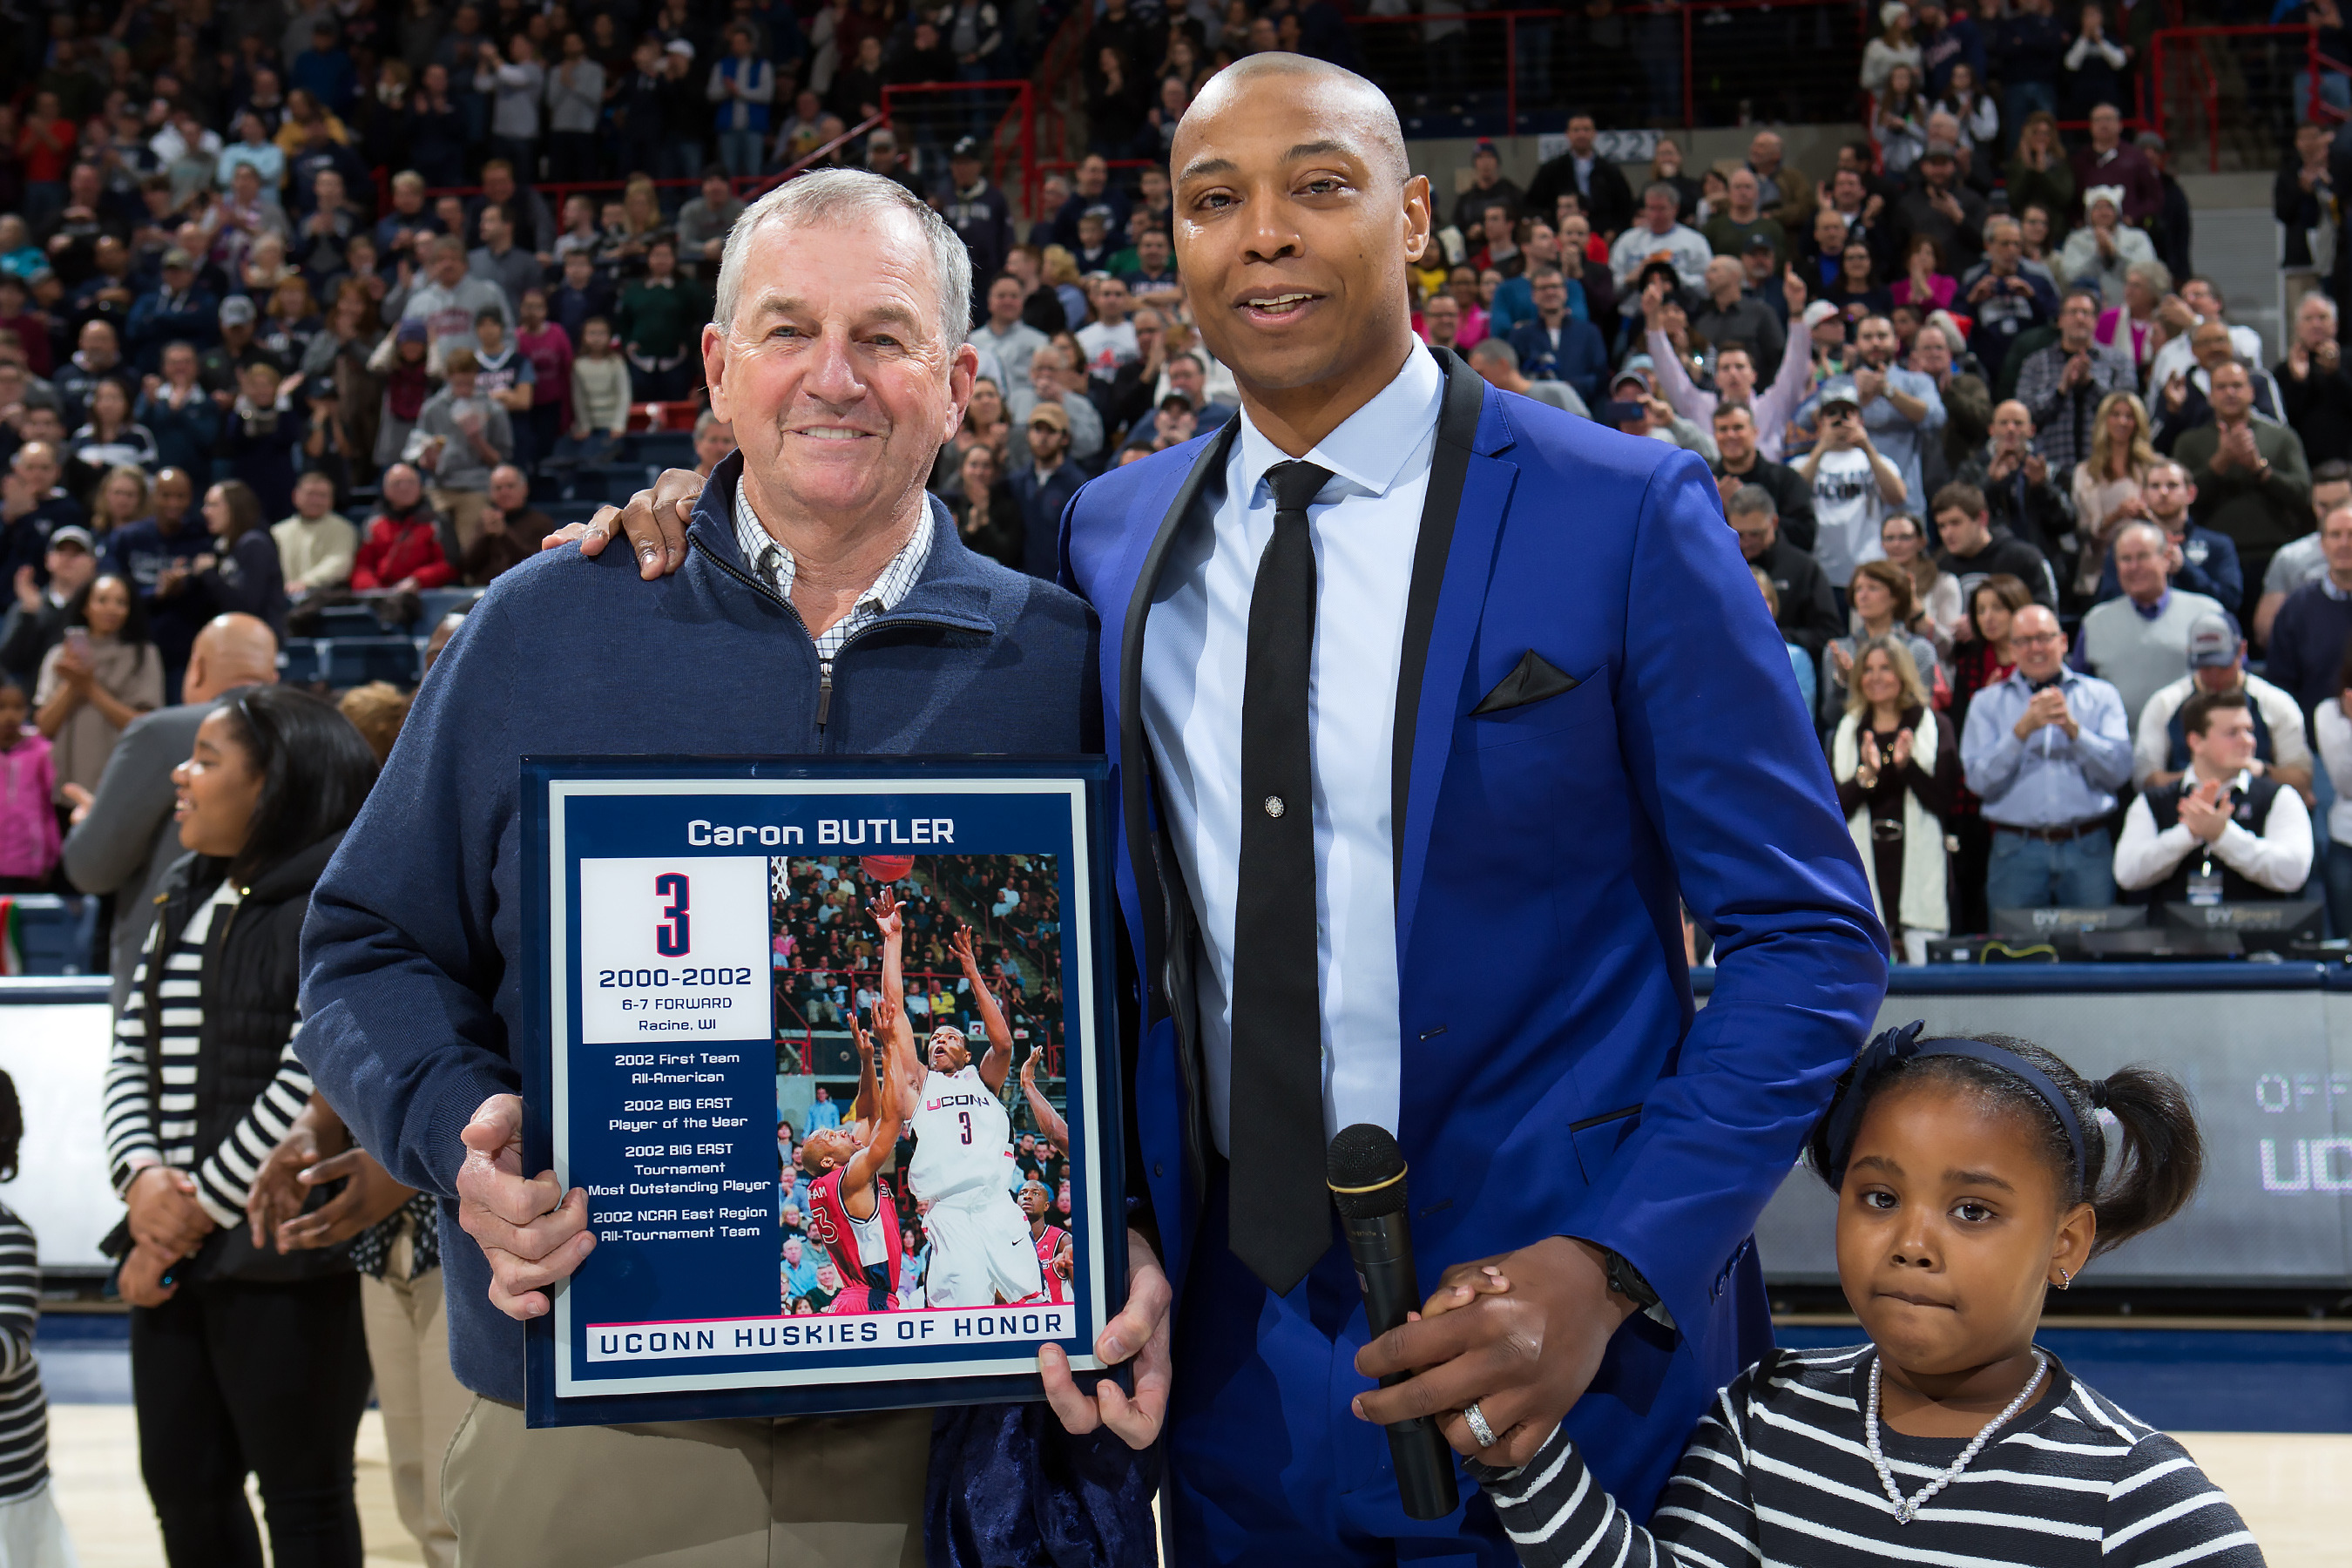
left=35, top=1314, right=2352, bottom=1565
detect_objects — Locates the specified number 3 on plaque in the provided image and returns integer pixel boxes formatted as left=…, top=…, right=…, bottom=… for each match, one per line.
left=654, top=872, right=691, bottom=957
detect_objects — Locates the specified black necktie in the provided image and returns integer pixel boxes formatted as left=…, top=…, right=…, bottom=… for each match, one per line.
left=1227, top=458, right=1333, bottom=1294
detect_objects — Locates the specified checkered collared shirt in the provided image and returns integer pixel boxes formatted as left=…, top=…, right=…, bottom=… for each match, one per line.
left=733, top=478, right=933, bottom=664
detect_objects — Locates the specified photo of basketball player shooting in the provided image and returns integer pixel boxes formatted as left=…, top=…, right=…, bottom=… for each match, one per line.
left=865, top=882, right=1046, bottom=1308
left=798, top=992, right=915, bottom=1315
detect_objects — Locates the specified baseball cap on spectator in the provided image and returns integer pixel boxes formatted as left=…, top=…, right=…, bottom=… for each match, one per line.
left=1475, top=138, right=1498, bottom=156
left=161, top=247, right=195, bottom=271
left=666, top=38, right=694, bottom=59
left=2136, top=131, right=2167, bottom=154
left=47, top=524, right=93, bottom=553
left=220, top=296, right=256, bottom=326
left=1611, top=361, right=1652, bottom=397
left=1743, top=233, right=1776, bottom=255
left=1801, top=300, right=1842, bottom=329
left=952, top=138, right=982, bottom=161
left=396, top=319, right=429, bottom=343
left=1026, top=402, right=1070, bottom=431
left=1921, top=139, right=1958, bottom=162
left=2186, top=612, right=2241, bottom=669
left=1818, top=377, right=1862, bottom=413
left=1159, top=390, right=1195, bottom=413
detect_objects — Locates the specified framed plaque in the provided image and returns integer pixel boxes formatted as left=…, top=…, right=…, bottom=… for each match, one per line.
left=520, top=757, right=1123, bottom=1427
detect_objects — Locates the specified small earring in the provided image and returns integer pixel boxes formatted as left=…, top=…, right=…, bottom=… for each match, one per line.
left=2055, top=1268, right=2072, bottom=1291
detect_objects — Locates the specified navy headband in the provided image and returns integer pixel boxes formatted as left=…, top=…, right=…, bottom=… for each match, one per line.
left=1821, top=1020, right=2088, bottom=1188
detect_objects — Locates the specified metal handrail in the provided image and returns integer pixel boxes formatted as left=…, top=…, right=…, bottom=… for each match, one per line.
left=2147, top=24, right=2322, bottom=171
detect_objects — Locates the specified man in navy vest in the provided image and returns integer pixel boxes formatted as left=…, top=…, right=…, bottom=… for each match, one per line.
left=2132, top=610, right=2311, bottom=794
left=2114, top=688, right=2314, bottom=902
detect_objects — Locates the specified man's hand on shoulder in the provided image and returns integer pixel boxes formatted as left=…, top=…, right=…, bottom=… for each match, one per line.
left=456, top=1092, right=595, bottom=1319
left=537, top=467, right=706, bottom=578
left=1352, top=1235, right=1636, bottom=1469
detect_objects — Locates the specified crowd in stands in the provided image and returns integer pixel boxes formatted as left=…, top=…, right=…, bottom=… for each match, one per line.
left=768, top=855, right=1059, bottom=1051
left=3, top=0, right=2351, bottom=978
left=0, top=0, right=2342, bottom=1559
left=1306, top=34, right=2342, bottom=967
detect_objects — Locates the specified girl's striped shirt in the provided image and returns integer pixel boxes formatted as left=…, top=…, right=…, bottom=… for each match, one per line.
left=1473, top=1342, right=2264, bottom=1568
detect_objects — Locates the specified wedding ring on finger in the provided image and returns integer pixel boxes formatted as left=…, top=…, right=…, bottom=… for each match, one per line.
left=1463, top=1401, right=1497, bottom=1450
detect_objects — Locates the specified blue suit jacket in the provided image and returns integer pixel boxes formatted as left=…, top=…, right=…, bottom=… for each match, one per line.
left=1059, top=347, right=1887, bottom=1515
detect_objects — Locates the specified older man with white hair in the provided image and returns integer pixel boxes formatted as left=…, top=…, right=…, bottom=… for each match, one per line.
left=297, top=170, right=1102, bottom=1566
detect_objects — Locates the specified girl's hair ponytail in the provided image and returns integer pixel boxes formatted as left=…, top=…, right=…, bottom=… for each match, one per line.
left=1809, top=1031, right=2205, bottom=1257
left=2085, top=1064, right=2204, bottom=1256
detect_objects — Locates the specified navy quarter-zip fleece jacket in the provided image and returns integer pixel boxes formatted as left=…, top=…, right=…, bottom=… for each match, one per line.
left=294, top=449, right=1100, bottom=1399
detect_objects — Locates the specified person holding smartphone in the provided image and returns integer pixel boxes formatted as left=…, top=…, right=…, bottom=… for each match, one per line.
left=33, top=572, right=165, bottom=813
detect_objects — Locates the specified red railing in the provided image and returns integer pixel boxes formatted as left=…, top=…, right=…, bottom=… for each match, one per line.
left=1034, top=3, right=1099, bottom=172
left=2149, top=24, right=2326, bottom=171
left=879, top=80, right=1039, bottom=220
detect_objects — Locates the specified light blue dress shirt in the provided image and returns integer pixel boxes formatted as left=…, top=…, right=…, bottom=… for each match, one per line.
left=1138, top=346, right=1443, bottom=1153
left=1862, top=363, right=1946, bottom=513
left=1960, top=666, right=2135, bottom=829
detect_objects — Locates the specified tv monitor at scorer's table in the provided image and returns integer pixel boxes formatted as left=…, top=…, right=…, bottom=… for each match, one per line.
left=2160, top=901, right=2327, bottom=954
left=1990, top=907, right=2149, bottom=939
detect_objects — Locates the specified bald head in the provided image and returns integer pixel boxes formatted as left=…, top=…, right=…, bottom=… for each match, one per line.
left=183, top=613, right=280, bottom=703
left=1176, top=54, right=1410, bottom=189
left=1167, top=52, right=1428, bottom=443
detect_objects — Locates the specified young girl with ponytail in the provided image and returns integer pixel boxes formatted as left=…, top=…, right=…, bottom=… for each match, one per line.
left=1426, top=1024, right=2263, bottom=1567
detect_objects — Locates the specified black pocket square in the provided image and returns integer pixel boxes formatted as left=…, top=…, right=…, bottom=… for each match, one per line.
left=1471, top=650, right=1579, bottom=715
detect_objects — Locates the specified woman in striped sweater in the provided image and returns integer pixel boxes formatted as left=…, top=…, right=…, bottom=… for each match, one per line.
left=0, top=1070, right=77, bottom=1566
left=101, top=686, right=381, bottom=1568
left=1375, top=1026, right=2264, bottom=1568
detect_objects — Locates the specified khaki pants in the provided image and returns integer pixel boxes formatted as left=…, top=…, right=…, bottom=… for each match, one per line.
left=360, top=1244, right=469, bottom=1568
left=430, top=486, right=490, bottom=555
left=443, top=1395, right=930, bottom=1567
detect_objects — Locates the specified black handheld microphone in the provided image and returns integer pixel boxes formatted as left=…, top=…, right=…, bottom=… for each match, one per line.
left=1329, top=1123, right=1459, bottom=1522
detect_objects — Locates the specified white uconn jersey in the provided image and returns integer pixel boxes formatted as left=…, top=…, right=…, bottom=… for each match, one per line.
left=909, top=1065, right=1013, bottom=1202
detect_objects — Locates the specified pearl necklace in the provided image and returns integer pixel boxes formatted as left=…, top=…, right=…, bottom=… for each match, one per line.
left=1863, top=1351, right=2049, bottom=1524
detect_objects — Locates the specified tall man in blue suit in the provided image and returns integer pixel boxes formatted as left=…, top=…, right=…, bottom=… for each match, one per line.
left=1044, top=56, right=1885, bottom=1561
left=578, top=56, right=1886, bottom=1565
